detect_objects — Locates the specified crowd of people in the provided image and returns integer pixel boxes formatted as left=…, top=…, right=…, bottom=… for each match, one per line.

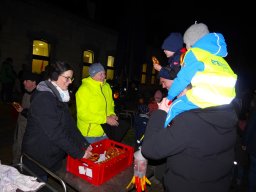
left=142, top=22, right=254, bottom=192
left=2, top=21, right=255, bottom=192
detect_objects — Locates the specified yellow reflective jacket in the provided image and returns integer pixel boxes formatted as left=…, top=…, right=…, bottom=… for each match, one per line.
left=76, top=77, right=115, bottom=137
left=186, top=48, right=237, bottom=108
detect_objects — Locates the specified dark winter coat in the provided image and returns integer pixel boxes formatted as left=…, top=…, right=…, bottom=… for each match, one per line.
left=22, top=81, right=89, bottom=176
left=243, top=109, right=256, bottom=155
left=158, top=48, right=185, bottom=80
left=142, top=104, right=238, bottom=192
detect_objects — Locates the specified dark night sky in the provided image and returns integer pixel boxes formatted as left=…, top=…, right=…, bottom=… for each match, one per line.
left=42, top=0, right=254, bottom=90
left=97, top=1, right=254, bottom=90
left=45, top=1, right=250, bottom=53
left=96, top=1, right=249, bottom=58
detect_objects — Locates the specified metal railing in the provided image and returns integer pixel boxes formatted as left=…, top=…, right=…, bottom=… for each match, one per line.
left=19, top=153, right=67, bottom=192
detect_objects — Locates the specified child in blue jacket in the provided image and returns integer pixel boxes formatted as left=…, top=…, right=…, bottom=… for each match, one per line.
left=164, top=22, right=237, bottom=127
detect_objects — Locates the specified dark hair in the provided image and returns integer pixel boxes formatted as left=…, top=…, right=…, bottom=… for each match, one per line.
left=46, top=61, right=73, bottom=81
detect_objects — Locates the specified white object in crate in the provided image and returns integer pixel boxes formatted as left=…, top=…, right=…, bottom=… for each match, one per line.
left=78, top=150, right=108, bottom=177
left=78, top=163, right=93, bottom=177
left=95, top=151, right=107, bottom=163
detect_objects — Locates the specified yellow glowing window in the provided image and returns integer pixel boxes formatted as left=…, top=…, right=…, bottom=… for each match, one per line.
left=142, top=63, right=147, bottom=72
left=151, top=76, right=155, bottom=84
left=82, top=50, right=94, bottom=78
left=107, top=69, right=114, bottom=80
left=83, top=50, right=94, bottom=64
left=141, top=63, right=147, bottom=84
left=141, top=74, right=146, bottom=84
left=32, top=59, right=49, bottom=74
left=107, top=56, right=114, bottom=67
left=152, top=67, right=156, bottom=74
left=106, top=56, right=115, bottom=80
left=32, top=40, right=50, bottom=74
left=33, top=40, right=49, bottom=56
left=82, top=66, right=89, bottom=78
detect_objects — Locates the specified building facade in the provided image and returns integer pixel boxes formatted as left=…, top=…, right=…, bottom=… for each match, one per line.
left=0, top=0, right=163, bottom=101
left=0, top=0, right=119, bottom=86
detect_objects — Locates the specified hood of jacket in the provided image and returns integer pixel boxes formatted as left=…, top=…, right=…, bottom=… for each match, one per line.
left=81, top=76, right=106, bottom=88
left=36, top=80, right=62, bottom=102
left=192, top=32, right=227, bottom=57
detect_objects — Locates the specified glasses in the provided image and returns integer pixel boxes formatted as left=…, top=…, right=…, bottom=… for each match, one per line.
left=60, top=75, right=74, bottom=82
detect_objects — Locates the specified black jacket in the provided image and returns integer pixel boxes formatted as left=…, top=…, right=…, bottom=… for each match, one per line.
left=243, top=109, right=256, bottom=155
left=22, top=81, right=89, bottom=175
left=142, top=104, right=237, bottom=192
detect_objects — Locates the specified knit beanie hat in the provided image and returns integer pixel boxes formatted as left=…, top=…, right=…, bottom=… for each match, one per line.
left=183, top=22, right=209, bottom=48
left=158, top=66, right=179, bottom=80
left=89, top=63, right=105, bottom=77
left=22, top=71, right=40, bottom=84
left=161, top=32, right=183, bottom=52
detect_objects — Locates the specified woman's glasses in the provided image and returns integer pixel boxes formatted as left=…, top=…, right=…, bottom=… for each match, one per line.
left=60, top=75, right=74, bottom=82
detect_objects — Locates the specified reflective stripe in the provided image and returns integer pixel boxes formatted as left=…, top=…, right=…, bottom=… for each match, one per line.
left=188, top=88, right=235, bottom=107
left=185, top=47, right=237, bottom=108
left=191, top=75, right=237, bottom=88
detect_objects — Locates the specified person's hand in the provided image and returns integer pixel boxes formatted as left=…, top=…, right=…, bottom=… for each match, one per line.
left=82, top=145, right=93, bottom=159
left=107, top=116, right=119, bottom=126
left=109, top=114, right=118, bottom=121
left=152, top=56, right=162, bottom=72
left=12, top=102, right=23, bottom=112
left=152, top=56, right=160, bottom=65
left=153, top=64, right=162, bottom=72
left=158, top=97, right=171, bottom=113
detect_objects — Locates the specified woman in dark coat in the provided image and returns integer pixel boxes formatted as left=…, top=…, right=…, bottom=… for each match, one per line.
left=22, top=61, right=92, bottom=180
left=142, top=97, right=238, bottom=192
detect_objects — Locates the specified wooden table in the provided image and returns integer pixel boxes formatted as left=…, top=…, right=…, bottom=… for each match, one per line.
left=56, top=159, right=155, bottom=192
left=16, top=153, right=154, bottom=192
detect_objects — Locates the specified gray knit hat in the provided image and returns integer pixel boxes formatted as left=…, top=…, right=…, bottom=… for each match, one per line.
left=89, top=63, right=105, bottom=77
left=183, top=22, right=209, bottom=48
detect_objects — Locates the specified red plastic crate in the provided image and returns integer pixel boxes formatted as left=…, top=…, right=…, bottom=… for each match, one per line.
left=66, top=139, right=134, bottom=186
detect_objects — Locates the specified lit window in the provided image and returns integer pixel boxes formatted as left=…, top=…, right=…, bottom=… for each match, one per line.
left=141, top=74, right=146, bottom=84
left=151, top=66, right=156, bottom=84
left=106, top=56, right=115, bottom=80
left=82, top=50, right=94, bottom=78
left=32, top=40, right=50, bottom=74
left=151, top=76, right=155, bottom=84
left=82, top=66, right=90, bottom=78
left=107, top=69, right=114, bottom=80
left=152, top=67, right=156, bottom=74
left=142, top=63, right=147, bottom=73
left=141, top=63, right=147, bottom=84
left=107, top=56, right=114, bottom=67
left=83, top=50, right=94, bottom=64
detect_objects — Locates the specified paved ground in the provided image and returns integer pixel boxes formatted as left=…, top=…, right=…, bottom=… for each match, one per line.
left=0, top=101, right=248, bottom=192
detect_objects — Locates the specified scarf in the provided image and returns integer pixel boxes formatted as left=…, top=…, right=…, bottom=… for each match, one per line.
left=51, top=81, right=70, bottom=102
